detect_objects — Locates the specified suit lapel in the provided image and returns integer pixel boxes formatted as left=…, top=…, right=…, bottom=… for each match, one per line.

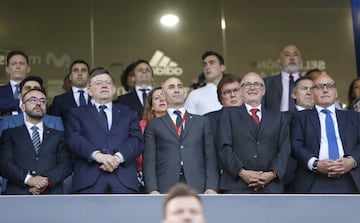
left=88, top=105, right=109, bottom=132
left=68, top=91, right=78, bottom=107
left=111, top=104, right=122, bottom=132
left=19, top=125, right=38, bottom=154
left=38, top=125, right=51, bottom=154
left=239, top=105, right=259, bottom=138
left=309, top=108, right=321, bottom=149
left=181, top=112, right=193, bottom=140
left=161, top=114, right=180, bottom=139
left=335, top=109, right=347, bottom=150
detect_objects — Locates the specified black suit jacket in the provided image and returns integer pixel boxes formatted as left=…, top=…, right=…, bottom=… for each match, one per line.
left=263, top=74, right=282, bottom=110
left=218, top=105, right=290, bottom=193
left=115, top=91, right=144, bottom=119
left=290, top=108, right=360, bottom=192
left=0, top=125, right=72, bottom=195
left=0, top=83, right=21, bottom=115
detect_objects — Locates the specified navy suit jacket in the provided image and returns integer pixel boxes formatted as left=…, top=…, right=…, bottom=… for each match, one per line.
left=48, top=90, right=91, bottom=122
left=0, top=113, right=64, bottom=136
left=0, top=125, right=72, bottom=195
left=263, top=74, right=282, bottom=111
left=291, top=108, right=360, bottom=192
left=218, top=105, right=290, bottom=193
left=66, top=103, right=144, bottom=193
left=0, top=83, right=21, bottom=115
left=115, top=91, right=144, bottom=119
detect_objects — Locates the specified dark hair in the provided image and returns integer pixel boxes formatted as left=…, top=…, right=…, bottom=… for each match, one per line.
left=201, top=50, right=225, bottom=65
left=143, top=86, right=164, bottom=120
left=88, top=67, right=114, bottom=84
left=6, top=50, right=29, bottom=65
left=69, top=59, right=90, bottom=73
left=350, top=95, right=360, bottom=110
left=133, top=59, right=153, bottom=76
left=120, top=62, right=137, bottom=91
left=305, top=68, right=322, bottom=80
left=347, top=77, right=360, bottom=109
left=217, top=74, right=241, bottom=103
left=292, top=76, right=313, bottom=93
left=19, top=75, right=46, bottom=94
left=163, top=183, right=202, bottom=219
left=22, top=88, right=47, bottom=102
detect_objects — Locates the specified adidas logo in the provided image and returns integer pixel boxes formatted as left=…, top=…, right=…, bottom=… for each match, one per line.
left=149, top=50, right=183, bottom=76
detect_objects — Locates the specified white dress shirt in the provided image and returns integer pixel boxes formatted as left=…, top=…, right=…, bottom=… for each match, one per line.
left=72, top=86, right=89, bottom=107
left=280, top=71, right=300, bottom=112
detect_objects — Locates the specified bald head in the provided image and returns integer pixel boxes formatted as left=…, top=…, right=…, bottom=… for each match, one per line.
left=240, top=72, right=265, bottom=107
left=162, top=77, right=185, bottom=109
left=312, top=73, right=338, bottom=108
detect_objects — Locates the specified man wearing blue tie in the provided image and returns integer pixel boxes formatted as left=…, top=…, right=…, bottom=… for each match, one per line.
left=291, top=73, right=360, bottom=193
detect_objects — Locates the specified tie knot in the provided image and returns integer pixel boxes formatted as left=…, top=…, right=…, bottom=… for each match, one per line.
left=99, top=105, right=107, bottom=111
left=139, top=88, right=148, bottom=93
left=31, top=126, right=39, bottom=131
left=321, top=109, right=331, bottom=115
left=174, top=110, right=182, bottom=116
left=289, top=74, right=294, bottom=80
left=250, top=108, right=259, bottom=115
left=78, top=90, right=84, bottom=93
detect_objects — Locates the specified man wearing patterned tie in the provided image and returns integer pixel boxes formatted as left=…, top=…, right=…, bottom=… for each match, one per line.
left=218, top=72, right=290, bottom=193
left=0, top=89, right=72, bottom=195
left=291, top=73, right=360, bottom=193
left=0, top=50, right=31, bottom=117
left=116, top=59, right=154, bottom=119
left=263, top=44, right=303, bottom=112
left=66, top=67, right=143, bottom=194
left=143, top=77, right=218, bottom=194
left=48, top=59, right=91, bottom=122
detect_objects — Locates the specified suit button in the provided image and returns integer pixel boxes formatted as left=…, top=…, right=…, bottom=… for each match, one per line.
left=253, top=155, right=257, bottom=159
left=31, top=171, right=36, bottom=175
left=256, top=141, right=260, bottom=145
left=180, top=145, right=184, bottom=149
left=35, top=157, right=39, bottom=161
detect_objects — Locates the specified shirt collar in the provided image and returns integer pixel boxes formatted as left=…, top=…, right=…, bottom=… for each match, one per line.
left=94, top=101, right=113, bottom=111
left=167, top=107, right=186, bottom=117
left=135, top=86, right=152, bottom=92
left=9, top=80, right=19, bottom=88
left=244, top=103, right=262, bottom=112
left=315, top=104, right=336, bottom=114
left=72, top=86, right=88, bottom=94
left=24, top=120, right=43, bottom=132
left=281, top=71, right=300, bottom=79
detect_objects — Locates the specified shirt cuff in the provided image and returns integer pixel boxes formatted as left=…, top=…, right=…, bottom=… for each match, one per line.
left=307, top=157, right=318, bottom=171
left=114, top=152, right=125, bottom=163
left=91, top=150, right=101, bottom=161
left=24, top=174, right=32, bottom=185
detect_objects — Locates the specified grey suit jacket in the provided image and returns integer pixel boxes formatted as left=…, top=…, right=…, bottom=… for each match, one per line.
left=218, top=105, right=290, bottom=193
left=143, top=112, right=218, bottom=193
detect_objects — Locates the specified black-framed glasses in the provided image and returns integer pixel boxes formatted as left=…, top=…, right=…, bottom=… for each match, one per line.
left=313, top=82, right=336, bottom=90
left=222, top=87, right=241, bottom=96
left=240, top=82, right=264, bottom=89
left=23, top=96, right=47, bottom=105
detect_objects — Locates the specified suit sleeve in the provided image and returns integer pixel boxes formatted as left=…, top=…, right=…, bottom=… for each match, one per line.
left=47, top=96, right=61, bottom=116
left=218, top=108, right=245, bottom=180
left=143, top=120, right=159, bottom=192
left=203, top=117, right=219, bottom=191
left=270, top=112, right=290, bottom=179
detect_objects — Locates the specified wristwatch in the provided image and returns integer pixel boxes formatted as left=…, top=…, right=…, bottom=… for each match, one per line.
left=312, top=159, right=319, bottom=172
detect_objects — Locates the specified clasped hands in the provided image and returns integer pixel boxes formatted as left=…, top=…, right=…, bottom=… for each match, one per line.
left=239, top=169, right=276, bottom=191
left=95, top=153, right=121, bottom=172
left=317, top=157, right=355, bottom=178
left=27, top=176, right=49, bottom=195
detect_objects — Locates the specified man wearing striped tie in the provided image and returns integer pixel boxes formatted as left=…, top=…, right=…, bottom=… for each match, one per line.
left=0, top=88, right=72, bottom=195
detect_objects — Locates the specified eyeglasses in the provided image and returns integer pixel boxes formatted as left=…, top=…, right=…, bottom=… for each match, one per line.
left=222, top=87, right=241, bottom=96
left=313, top=82, right=336, bottom=90
left=23, top=96, right=47, bottom=105
left=91, top=80, right=114, bottom=87
left=240, top=82, right=264, bottom=89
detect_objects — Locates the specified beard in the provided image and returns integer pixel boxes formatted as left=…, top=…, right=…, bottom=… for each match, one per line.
left=282, top=62, right=302, bottom=74
left=26, top=107, right=45, bottom=120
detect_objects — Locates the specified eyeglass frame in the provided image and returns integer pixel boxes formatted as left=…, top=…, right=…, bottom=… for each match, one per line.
left=222, top=87, right=241, bottom=96
left=23, top=96, right=47, bottom=105
left=240, top=82, right=264, bottom=89
left=313, top=82, right=336, bottom=90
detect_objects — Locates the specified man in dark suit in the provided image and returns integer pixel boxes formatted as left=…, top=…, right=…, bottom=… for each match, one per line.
left=115, top=59, right=154, bottom=119
left=263, top=44, right=302, bottom=112
left=66, top=67, right=143, bottom=194
left=48, top=59, right=91, bottom=122
left=291, top=74, right=360, bottom=193
left=0, top=50, right=31, bottom=117
left=0, top=89, right=72, bottom=195
left=143, top=77, right=218, bottom=194
left=218, top=72, right=290, bottom=193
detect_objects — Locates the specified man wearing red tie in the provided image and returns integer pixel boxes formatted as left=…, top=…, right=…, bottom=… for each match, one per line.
left=218, top=72, right=290, bottom=193
left=143, top=77, right=218, bottom=194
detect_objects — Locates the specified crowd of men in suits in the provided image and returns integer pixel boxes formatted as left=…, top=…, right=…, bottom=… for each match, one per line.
left=0, top=45, right=359, bottom=195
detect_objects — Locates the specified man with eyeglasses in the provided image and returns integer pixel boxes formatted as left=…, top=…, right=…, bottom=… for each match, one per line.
left=66, top=67, right=143, bottom=194
left=291, top=73, right=360, bottom=193
left=0, top=50, right=31, bottom=117
left=48, top=59, right=91, bottom=123
left=0, top=89, right=72, bottom=195
left=218, top=72, right=290, bottom=193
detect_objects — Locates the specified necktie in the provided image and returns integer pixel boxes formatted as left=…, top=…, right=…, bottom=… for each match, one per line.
left=288, top=74, right=295, bottom=111
left=78, top=90, right=87, bottom=106
left=174, top=110, right=182, bottom=127
left=99, top=105, right=109, bottom=130
left=13, top=84, right=20, bottom=99
left=321, top=109, right=340, bottom=160
left=139, top=88, right=148, bottom=108
left=31, top=126, right=41, bottom=153
left=250, top=108, right=260, bottom=124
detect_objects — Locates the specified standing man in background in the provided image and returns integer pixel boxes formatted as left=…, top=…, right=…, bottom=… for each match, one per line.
left=0, top=50, right=31, bottom=117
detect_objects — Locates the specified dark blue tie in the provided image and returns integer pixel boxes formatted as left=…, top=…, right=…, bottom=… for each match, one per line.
left=78, top=90, right=87, bottom=106
left=13, top=84, right=19, bottom=99
left=99, top=105, right=109, bottom=130
left=288, top=74, right=295, bottom=111
left=321, top=109, right=340, bottom=160
left=174, top=110, right=182, bottom=127
left=31, top=126, right=41, bottom=153
left=139, top=88, right=148, bottom=108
